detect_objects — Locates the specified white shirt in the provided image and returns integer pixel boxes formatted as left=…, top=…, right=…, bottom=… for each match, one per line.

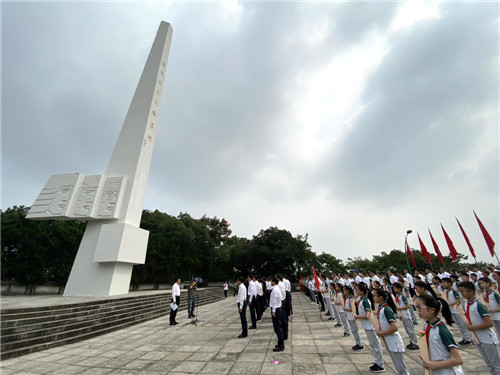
left=405, top=273, right=414, bottom=288
left=363, top=277, right=371, bottom=288
left=237, top=283, right=247, bottom=306
left=426, top=273, right=433, bottom=284
left=284, top=278, right=291, bottom=292
left=172, top=283, right=180, bottom=302
left=258, top=282, right=263, bottom=296
left=339, top=277, right=346, bottom=286
left=278, top=280, right=286, bottom=301
left=371, top=275, right=380, bottom=285
left=247, top=280, right=257, bottom=301
left=438, top=272, right=450, bottom=279
left=269, top=284, right=282, bottom=312
left=389, top=275, right=399, bottom=284
left=354, top=275, right=362, bottom=284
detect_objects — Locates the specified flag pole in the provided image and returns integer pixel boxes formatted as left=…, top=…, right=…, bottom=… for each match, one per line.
left=405, top=230, right=413, bottom=274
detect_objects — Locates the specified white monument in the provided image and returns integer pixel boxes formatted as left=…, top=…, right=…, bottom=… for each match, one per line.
left=26, top=21, right=173, bottom=296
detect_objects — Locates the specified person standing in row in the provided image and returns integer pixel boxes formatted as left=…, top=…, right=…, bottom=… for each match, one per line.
left=270, top=277, right=285, bottom=351
left=223, top=281, right=228, bottom=298
left=277, top=274, right=288, bottom=340
left=392, top=282, right=419, bottom=351
left=441, top=278, right=471, bottom=346
left=187, top=279, right=197, bottom=319
left=283, top=275, right=293, bottom=318
left=169, top=277, right=181, bottom=325
left=236, top=277, right=248, bottom=338
left=459, top=281, right=500, bottom=374
left=247, top=275, right=258, bottom=329
left=479, top=277, right=500, bottom=338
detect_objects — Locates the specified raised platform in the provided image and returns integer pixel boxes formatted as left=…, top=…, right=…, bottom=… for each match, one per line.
left=1, top=288, right=224, bottom=360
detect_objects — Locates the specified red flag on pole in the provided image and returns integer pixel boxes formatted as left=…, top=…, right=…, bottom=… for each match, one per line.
left=441, top=223, right=458, bottom=261
left=312, top=267, right=321, bottom=291
left=456, top=217, right=476, bottom=259
left=474, top=210, right=496, bottom=257
left=428, top=228, right=445, bottom=265
left=406, top=242, right=416, bottom=267
left=417, top=232, right=432, bottom=265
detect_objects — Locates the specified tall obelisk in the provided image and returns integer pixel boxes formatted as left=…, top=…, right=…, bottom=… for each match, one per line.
left=61, top=22, right=173, bottom=296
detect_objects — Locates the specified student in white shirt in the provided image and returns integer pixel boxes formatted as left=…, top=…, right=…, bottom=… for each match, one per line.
left=236, top=277, right=248, bottom=338
left=270, top=277, right=285, bottom=351
left=169, top=278, right=181, bottom=325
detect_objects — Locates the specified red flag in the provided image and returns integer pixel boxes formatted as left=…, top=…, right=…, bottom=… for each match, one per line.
left=428, top=229, right=445, bottom=265
left=406, top=242, right=416, bottom=267
left=474, top=210, right=496, bottom=257
left=417, top=232, right=432, bottom=265
left=456, top=217, right=476, bottom=259
left=441, top=223, right=458, bottom=261
left=312, top=267, right=321, bottom=291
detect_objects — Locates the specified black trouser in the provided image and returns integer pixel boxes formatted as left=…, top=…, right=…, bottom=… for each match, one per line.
left=224, top=290, right=228, bottom=298
left=286, top=291, right=292, bottom=316
left=239, top=301, right=248, bottom=336
left=259, top=295, right=265, bottom=314
left=249, top=298, right=257, bottom=328
left=170, top=295, right=180, bottom=323
left=281, top=298, right=288, bottom=340
left=317, top=292, right=325, bottom=310
left=272, top=307, right=284, bottom=348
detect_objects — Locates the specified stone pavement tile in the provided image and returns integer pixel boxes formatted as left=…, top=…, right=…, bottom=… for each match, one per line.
left=292, top=362, right=326, bottom=375
left=346, top=352, right=377, bottom=364
left=198, top=361, right=234, bottom=374
left=220, top=344, right=246, bottom=353
left=197, top=344, right=223, bottom=353
left=212, top=352, right=240, bottom=362
left=263, top=352, right=292, bottom=363
left=50, top=365, right=89, bottom=374
left=291, top=352, right=321, bottom=363
left=323, top=363, right=361, bottom=375
left=242, top=344, right=267, bottom=353
left=135, top=345, right=162, bottom=352
left=100, top=356, right=135, bottom=369
left=106, top=370, right=141, bottom=375
left=237, top=352, right=266, bottom=362
left=186, top=351, right=217, bottom=361
left=122, top=359, right=155, bottom=370
left=228, top=361, right=263, bottom=374
left=145, top=360, right=180, bottom=372
left=320, top=353, right=354, bottom=364
left=170, top=360, right=207, bottom=373
left=138, top=351, right=169, bottom=361
left=161, top=351, right=191, bottom=361
left=292, top=344, right=317, bottom=354
left=99, top=350, right=128, bottom=358
left=76, top=356, right=111, bottom=366
left=79, top=368, right=114, bottom=375
left=177, top=344, right=202, bottom=352
left=260, top=360, right=292, bottom=375
left=35, top=353, right=68, bottom=363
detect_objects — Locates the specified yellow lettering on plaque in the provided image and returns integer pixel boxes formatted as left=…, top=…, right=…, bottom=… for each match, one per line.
left=150, top=122, right=155, bottom=129
left=143, top=139, right=147, bottom=147
left=156, top=89, right=160, bottom=96
left=154, top=99, right=159, bottom=106
left=148, top=134, right=153, bottom=142
left=160, top=70, right=164, bottom=76
left=158, top=80, right=162, bottom=86
left=162, top=61, right=166, bottom=67
left=152, top=110, right=157, bottom=117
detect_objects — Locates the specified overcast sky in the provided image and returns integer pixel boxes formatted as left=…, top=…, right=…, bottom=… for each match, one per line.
left=2, top=1, right=499, bottom=264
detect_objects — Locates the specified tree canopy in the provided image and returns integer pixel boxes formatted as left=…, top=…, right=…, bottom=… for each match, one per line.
left=1, top=206, right=488, bottom=291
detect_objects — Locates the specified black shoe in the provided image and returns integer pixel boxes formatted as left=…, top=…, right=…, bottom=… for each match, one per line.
left=188, top=316, right=192, bottom=318
left=458, top=340, right=471, bottom=345
left=273, top=346, right=284, bottom=352
left=406, top=343, right=419, bottom=350
left=249, top=326, right=256, bottom=329
left=328, top=317, right=334, bottom=320
left=369, top=363, right=385, bottom=373
left=320, top=309, right=325, bottom=311
left=238, top=334, right=247, bottom=338
left=325, top=312, right=330, bottom=316
left=335, top=323, right=342, bottom=327
left=191, top=314, right=195, bottom=317
left=170, top=322, right=176, bottom=325
left=352, top=344, right=365, bottom=352
left=342, top=333, right=350, bottom=337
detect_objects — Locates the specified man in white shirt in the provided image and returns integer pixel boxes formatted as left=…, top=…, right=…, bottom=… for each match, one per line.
left=169, top=278, right=181, bottom=325
left=353, top=271, right=362, bottom=285
left=283, top=276, right=293, bottom=318
left=276, top=274, right=288, bottom=340
left=438, top=267, right=450, bottom=279
left=236, top=277, right=248, bottom=338
left=388, top=270, right=399, bottom=284
left=425, top=268, right=434, bottom=284
left=370, top=271, right=380, bottom=286
left=361, top=272, right=371, bottom=288
left=270, top=277, right=285, bottom=351
left=247, top=275, right=257, bottom=329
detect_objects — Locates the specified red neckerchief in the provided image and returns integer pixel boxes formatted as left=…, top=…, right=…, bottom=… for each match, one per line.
left=445, top=289, right=449, bottom=301
left=425, top=319, right=444, bottom=348
left=377, top=303, right=388, bottom=322
left=395, top=295, right=400, bottom=304
left=485, top=291, right=490, bottom=303
left=465, top=298, right=476, bottom=324
left=356, top=299, right=361, bottom=313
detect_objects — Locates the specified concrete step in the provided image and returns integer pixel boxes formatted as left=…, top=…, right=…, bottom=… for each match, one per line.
left=0, top=288, right=224, bottom=360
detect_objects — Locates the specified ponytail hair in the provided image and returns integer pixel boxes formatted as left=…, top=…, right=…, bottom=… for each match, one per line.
left=415, top=281, right=437, bottom=298
left=374, top=288, right=397, bottom=314
left=357, top=283, right=375, bottom=310
left=344, top=285, right=354, bottom=297
left=416, top=294, right=453, bottom=325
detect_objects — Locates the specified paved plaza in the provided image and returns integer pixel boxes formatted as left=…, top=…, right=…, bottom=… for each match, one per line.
left=1, top=292, right=490, bottom=374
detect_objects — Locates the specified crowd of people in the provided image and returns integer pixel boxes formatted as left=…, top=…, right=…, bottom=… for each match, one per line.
left=302, top=264, right=500, bottom=374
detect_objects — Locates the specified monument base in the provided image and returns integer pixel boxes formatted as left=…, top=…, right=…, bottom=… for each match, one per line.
left=63, top=222, right=136, bottom=296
